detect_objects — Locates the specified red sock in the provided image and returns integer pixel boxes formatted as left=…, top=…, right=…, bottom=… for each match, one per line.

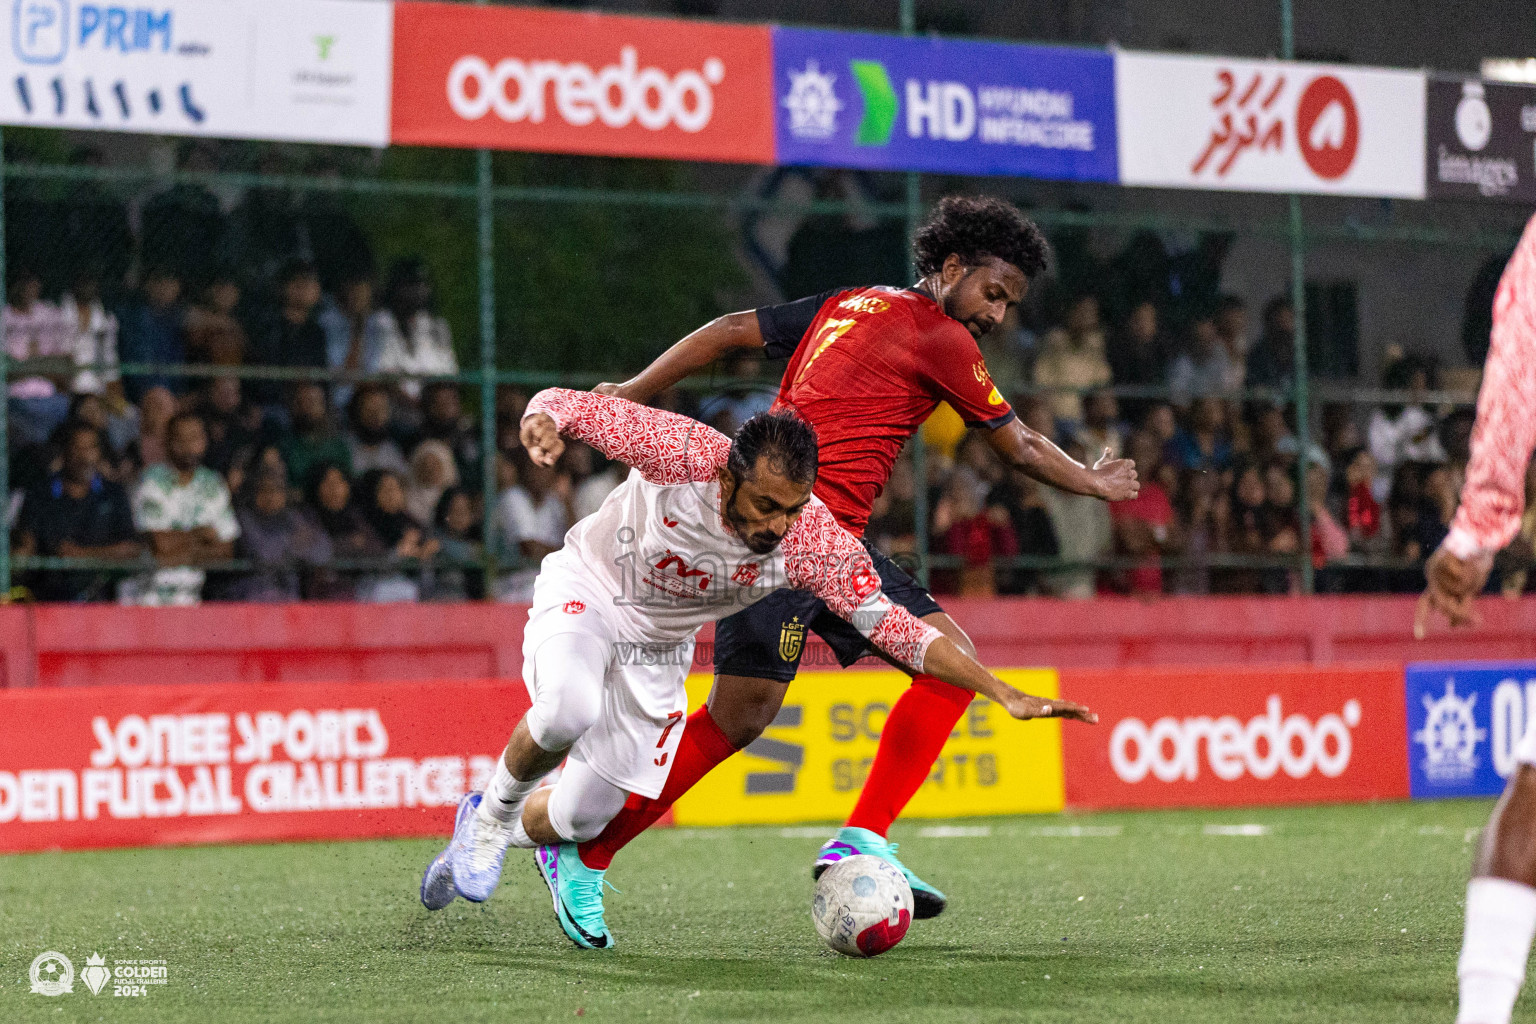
left=578, top=705, right=737, bottom=870
left=844, top=674, right=973, bottom=837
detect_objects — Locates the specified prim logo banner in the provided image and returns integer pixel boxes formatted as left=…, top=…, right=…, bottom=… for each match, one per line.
left=1405, top=662, right=1536, bottom=799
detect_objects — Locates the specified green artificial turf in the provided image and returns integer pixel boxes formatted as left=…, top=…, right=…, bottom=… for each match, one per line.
left=0, top=799, right=1507, bottom=1023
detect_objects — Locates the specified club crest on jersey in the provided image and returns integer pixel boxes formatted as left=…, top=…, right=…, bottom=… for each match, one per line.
left=850, top=567, right=880, bottom=601
left=644, top=549, right=714, bottom=597
left=732, top=562, right=761, bottom=586
left=562, top=600, right=586, bottom=614
left=779, top=616, right=805, bottom=661
left=837, top=294, right=889, bottom=315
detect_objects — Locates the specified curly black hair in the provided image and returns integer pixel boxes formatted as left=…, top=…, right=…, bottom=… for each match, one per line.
left=911, top=195, right=1050, bottom=279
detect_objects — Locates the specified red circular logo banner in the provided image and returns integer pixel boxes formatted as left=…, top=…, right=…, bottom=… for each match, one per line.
left=1295, top=75, right=1359, bottom=180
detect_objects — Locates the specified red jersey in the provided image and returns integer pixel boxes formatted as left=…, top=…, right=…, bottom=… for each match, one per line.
left=756, top=286, right=1016, bottom=535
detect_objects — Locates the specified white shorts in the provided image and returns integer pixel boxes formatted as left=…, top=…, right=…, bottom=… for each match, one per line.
left=522, top=553, right=693, bottom=800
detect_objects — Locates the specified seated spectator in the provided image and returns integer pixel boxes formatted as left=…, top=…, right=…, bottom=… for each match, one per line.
left=1245, top=296, right=1296, bottom=391
left=1075, top=390, right=1124, bottom=462
left=988, top=467, right=1059, bottom=595
left=1171, top=467, right=1228, bottom=595
left=1308, top=458, right=1349, bottom=586
left=865, top=453, right=919, bottom=558
left=6, top=267, right=72, bottom=448
left=302, top=462, right=375, bottom=600
left=370, top=258, right=456, bottom=402
left=125, top=412, right=239, bottom=606
left=1418, top=462, right=1458, bottom=557
left=1164, top=397, right=1234, bottom=474
left=62, top=393, right=133, bottom=484
left=1167, top=314, right=1238, bottom=406
left=1368, top=354, right=1446, bottom=501
left=354, top=468, right=439, bottom=602
left=198, top=375, right=262, bottom=479
left=406, top=439, right=459, bottom=526
left=249, top=259, right=328, bottom=406
left=495, top=450, right=574, bottom=602
left=228, top=466, right=332, bottom=602
left=1033, top=293, right=1109, bottom=424
left=563, top=442, right=625, bottom=523
left=426, top=486, right=483, bottom=601
left=277, top=382, right=350, bottom=488
left=1110, top=430, right=1180, bottom=597
left=118, top=266, right=187, bottom=401
left=346, top=384, right=409, bottom=478
left=1214, top=294, right=1250, bottom=381
left=318, top=267, right=379, bottom=410
left=13, top=421, right=140, bottom=601
left=698, top=350, right=776, bottom=434
left=932, top=472, right=1017, bottom=598
left=1500, top=463, right=1536, bottom=596
left=1142, top=402, right=1178, bottom=449
left=976, top=305, right=1035, bottom=398
left=1041, top=438, right=1113, bottom=599
left=416, top=383, right=480, bottom=483
left=1107, top=299, right=1171, bottom=425
left=60, top=268, right=121, bottom=400
left=126, top=384, right=177, bottom=472
left=183, top=275, right=247, bottom=366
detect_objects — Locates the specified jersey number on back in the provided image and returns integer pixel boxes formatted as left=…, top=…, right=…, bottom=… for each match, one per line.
left=792, top=317, right=858, bottom=388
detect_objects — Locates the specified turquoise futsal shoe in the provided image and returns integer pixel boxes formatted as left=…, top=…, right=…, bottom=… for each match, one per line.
left=814, top=826, right=948, bottom=920
left=534, top=844, right=614, bottom=949
left=421, top=793, right=477, bottom=910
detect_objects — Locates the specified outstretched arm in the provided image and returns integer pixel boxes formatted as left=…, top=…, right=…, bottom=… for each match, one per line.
left=986, top=418, right=1140, bottom=502
left=783, top=503, right=1095, bottom=723
left=521, top=387, right=730, bottom=485
left=595, top=312, right=764, bottom=404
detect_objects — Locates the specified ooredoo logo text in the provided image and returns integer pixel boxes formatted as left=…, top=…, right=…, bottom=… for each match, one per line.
left=446, top=46, right=725, bottom=133
left=1109, top=695, right=1362, bottom=784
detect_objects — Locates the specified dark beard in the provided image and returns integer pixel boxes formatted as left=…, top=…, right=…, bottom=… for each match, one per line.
left=723, top=498, right=782, bottom=555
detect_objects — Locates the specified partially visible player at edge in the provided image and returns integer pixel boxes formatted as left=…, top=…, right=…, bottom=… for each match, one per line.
left=579, top=195, right=1140, bottom=918
left=1416, top=211, right=1536, bottom=1024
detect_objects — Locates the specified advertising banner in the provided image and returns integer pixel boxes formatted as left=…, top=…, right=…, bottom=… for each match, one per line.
left=0, top=679, right=527, bottom=853
left=1405, top=661, right=1536, bottom=799
left=1115, top=51, right=1426, bottom=198
left=390, top=2, right=773, bottom=163
left=1060, top=665, right=1408, bottom=810
left=1426, top=77, right=1536, bottom=203
left=772, top=27, right=1117, bottom=181
left=1, top=0, right=393, bottom=145
left=672, top=668, right=1065, bottom=827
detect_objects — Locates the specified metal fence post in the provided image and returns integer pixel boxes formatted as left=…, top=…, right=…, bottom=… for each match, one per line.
left=477, top=148, right=498, bottom=595
left=1281, top=0, right=1315, bottom=594
left=900, top=0, right=929, bottom=588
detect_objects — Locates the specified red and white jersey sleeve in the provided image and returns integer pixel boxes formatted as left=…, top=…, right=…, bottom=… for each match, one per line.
left=782, top=501, right=943, bottom=672
left=525, top=388, right=731, bottom=485
left=1446, top=215, right=1536, bottom=557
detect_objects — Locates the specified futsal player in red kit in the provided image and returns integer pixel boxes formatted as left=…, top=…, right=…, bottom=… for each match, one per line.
left=582, top=195, right=1140, bottom=919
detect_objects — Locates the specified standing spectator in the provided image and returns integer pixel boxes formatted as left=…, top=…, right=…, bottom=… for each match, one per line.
left=426, top=486, right=483, bottom=602
left=988, top=467, right=1059, bottom=595
left=249, top=260, right=327, bottom=406
left=60, top=269, right=120, bottom=400
left=1033, top=293, right=1110, bottom=424
left=1167, top=314, right=1238, bottom=406
left=277, top=382, right=351, bottom=488
left=126, top=412, right=239, bottom=606
left=1075, top=390, right=1125, bottom=462
left=6, top=267, right=72, bottom=448
left=494, top=450, right=573, bottom=601
left=370, top=258, right=456, bottom=402
left=406, top=439, right=459, bottom=526
left=1368, top=355, right=1447, bottom=501
left=183, top=275, right=247, bottom=366
left=346, top=384, right=409, bottom=478
left=1109, top=431, right=1180, bottom=597
left=12, top=421, right=140, bottom=601
left=118, top=267, right=187, bottom=401
left=1245, top=296, right=1297, bottom=391
left=1107, top=299, right=1171, bottom=425
left=1214, top=294, right=1250, bottom=380
left=354, top=468, right=439, bottom=602
left=319, top=268, right=379, bottom=411
left=1164, top=397, right=1234, bottom=474
left=415, top=383, right=480, bottom=483
left=228, top=467, right=332, bottom=602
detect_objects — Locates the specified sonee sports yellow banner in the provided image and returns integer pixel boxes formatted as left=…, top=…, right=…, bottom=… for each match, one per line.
left=671, top=669, right=1065, bottom=826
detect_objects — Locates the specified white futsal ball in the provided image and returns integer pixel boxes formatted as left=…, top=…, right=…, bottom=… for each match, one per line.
left=811, top=854, right=913, bottom=957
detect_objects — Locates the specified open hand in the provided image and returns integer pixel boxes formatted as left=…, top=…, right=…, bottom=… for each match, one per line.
left=1003, top=690, right=1098, bottom=724
left=1415, top=546, right=1495, bottom=638
left=1092, top=447, right=1140, bottom=502
left=520, top=412, right=565, bottom=467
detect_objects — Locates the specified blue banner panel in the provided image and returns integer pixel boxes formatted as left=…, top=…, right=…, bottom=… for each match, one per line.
left=1406, top=662, right=1536, bottom=799
left=772, top=27, right=1118, bottom=182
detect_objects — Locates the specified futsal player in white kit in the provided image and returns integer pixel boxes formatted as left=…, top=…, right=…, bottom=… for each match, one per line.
left=1417, top=212, right=1536, bottom=1024
left=419, top=387, right=1097, bottom=948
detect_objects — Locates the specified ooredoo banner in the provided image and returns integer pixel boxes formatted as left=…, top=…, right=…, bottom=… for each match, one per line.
left=1426, top=78, right=1536, bottom=203
left=1, top=0, right=393, bottom=145
left=672, top=668, right=1065, bottom=826
left=1406, top=661, right=1536, bottom=799
left=771, top=26, right=1118, bottom=181
left=389, top=2, right=774, bottom=163
left=1115, top=51, right=1426, bottom=198
left=0, top=679, right=527, bottom=853
left=1060, top=665, right=1408, bottom=810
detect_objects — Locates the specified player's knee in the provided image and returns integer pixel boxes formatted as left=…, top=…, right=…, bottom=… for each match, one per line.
left=530, top=686, right=602, bottom=751
left=709, top=676, right=787, bottom=749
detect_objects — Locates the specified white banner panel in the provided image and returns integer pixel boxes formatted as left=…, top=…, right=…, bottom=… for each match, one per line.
left=1115, top=50, right=1426, bottom=199
left=2, top=0, right=392, bottom=146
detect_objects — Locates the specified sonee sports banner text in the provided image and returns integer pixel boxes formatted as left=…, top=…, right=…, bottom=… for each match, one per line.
left=0, top=679, right=527, bottom=853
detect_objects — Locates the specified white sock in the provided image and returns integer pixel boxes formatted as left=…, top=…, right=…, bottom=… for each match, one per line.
left=477, top=759, right=541, bottom=826
left=1458, top=877, right=1536, bottom=1024
left=508, top=818, right=536, bottom=849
